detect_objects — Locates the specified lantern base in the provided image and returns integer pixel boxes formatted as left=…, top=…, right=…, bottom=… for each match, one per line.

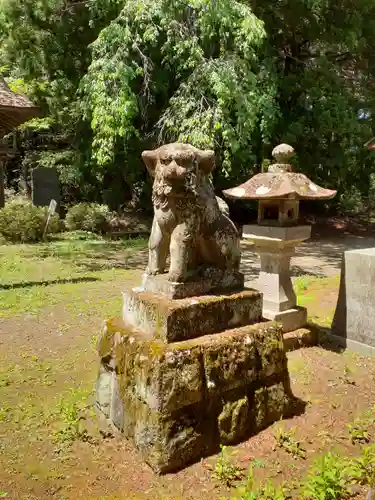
left=263, top=306, right=307, bottom=333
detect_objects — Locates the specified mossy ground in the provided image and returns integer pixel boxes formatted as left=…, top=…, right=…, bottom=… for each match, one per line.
left=1, top=235, right=375, bottom=498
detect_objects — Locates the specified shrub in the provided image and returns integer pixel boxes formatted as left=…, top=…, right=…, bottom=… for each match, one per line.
left=65, top=203, right=113, bottom=233
left=337, top=186, right=363, bottom=215
left=0, top=200, right=59, bottom=243
left=55, top=230, right=103, bottom=241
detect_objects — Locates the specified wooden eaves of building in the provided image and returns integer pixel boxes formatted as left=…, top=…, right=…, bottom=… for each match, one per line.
left=0, top=77, right=40, bottom=207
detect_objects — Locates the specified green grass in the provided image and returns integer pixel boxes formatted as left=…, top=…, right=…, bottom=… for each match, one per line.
left=0, top=234, right=148, bottom=480
left=0, top=234, right=147, bottom=318
left=0, top=233, right=147, bottom=281
left=0, top=235, right=363, bottom=498
left=294, top=274, right=340, bottom=327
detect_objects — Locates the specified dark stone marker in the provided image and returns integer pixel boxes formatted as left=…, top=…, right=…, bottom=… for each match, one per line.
left=332, top=248, right=375, bottom=356
left=31, top=167, right=60, bottom=210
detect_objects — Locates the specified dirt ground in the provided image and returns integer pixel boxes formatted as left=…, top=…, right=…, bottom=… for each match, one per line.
left=1, top=224, right=375, bottom=499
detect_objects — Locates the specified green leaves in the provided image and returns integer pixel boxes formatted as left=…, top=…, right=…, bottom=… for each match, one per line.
left=2, top=0, right=375, bottom=208
left=81, top=58, right=138, bottom=165
left=303, top=452, right=355, bottom=499
left=82, top=0, right=270, bottom=181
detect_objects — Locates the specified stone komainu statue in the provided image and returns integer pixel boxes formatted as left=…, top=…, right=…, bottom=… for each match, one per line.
left=141, top=143, right=241, bottom=283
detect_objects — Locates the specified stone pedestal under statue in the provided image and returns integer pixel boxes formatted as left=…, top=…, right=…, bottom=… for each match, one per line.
left=243, top=224, right=311, bottom=332
left=95, top=143, right=294, bottom=473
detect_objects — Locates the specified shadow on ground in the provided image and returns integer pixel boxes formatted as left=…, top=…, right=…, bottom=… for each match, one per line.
left=0, top=276, right=99, bottom=290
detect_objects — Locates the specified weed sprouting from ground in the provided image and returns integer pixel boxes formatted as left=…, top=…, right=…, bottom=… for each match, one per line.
left=251, top=458, right=267, bottom=469
left=211, top=445, right=244, bottom=487
left=232, top=466, right=288, bottom=499
left=341, top=363, right=356, bottom=385
left=52, top=388, right=92, bottom=446
left=347, top=408, right=375, bottom=444
left=353, top=444, right=375, bottom=487
left=274, top=426, right=306, bottom=459
left=348, top=417, right=371, bottom=444
left=302, top=445, right=375, bottom=499
left=302, top=452, right=354, bottom=499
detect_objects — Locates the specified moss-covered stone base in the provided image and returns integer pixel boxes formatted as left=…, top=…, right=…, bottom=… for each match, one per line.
left=122, top=288, right=263, bottom=342
left=96, top=318, right=293, bottom=473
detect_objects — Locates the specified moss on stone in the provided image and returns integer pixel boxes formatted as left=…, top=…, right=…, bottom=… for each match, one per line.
left=253, top=322, right=286, bottom=378
left=147, top=340, right=165, bottom=358
left=96, top=317, right=294, bottom=473
left=218, top=394, right=250, bottom=444
left=252, top=381, right=289, bottom=431
left=122, top=288, right=262, bottom=342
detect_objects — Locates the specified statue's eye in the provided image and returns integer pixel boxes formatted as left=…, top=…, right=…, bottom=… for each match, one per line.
left=180, top=158, right=192, bottom=168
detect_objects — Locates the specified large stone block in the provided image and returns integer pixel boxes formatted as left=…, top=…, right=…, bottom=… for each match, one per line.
left=31, top=166, right=60, bottom=210
left=263, top=306, right=308, bottom=333
left=332, top=248, right=375, bottom=355
left=122, top=287, right=263, bottom=342
left=128, top=395, right=215, bottom=473
left=253, top=381, right=291, bottom=429
left=96, top=318, right=293, bottom=473
left=201, top=323, right=286, bottom=394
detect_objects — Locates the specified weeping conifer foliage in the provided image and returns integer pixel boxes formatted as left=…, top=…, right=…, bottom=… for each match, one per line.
left=1, top=0, right=375, bottom=211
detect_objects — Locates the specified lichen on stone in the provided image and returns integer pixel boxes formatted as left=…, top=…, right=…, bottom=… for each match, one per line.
left=96, top=316, right=293, bottom=473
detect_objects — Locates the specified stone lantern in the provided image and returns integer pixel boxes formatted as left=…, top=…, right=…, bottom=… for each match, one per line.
left=223, top=144, right=337, bottom=332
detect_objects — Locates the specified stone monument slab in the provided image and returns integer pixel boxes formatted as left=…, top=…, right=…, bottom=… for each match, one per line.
left=332, top=248, right=375, bottom=355
left=31, top=167, right=60, bottom=210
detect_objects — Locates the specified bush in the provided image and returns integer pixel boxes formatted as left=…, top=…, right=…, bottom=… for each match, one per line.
left=337, top=186, right=364, bottom=215
left=65, top=203, right=113, bottom=233
left=0, top=200, right=60, bottom=243
left=55, top=230, right=104, bottom=241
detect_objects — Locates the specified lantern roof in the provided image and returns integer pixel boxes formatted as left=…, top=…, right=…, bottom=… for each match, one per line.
left=223, top=144, right=337, bottom=201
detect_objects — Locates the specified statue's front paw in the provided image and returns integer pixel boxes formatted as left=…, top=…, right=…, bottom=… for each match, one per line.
left=146, top=267, right=161, bottom=276
left=168, top=270, right=185, bottom=282
left=146, top=264, right=168, bottom=276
